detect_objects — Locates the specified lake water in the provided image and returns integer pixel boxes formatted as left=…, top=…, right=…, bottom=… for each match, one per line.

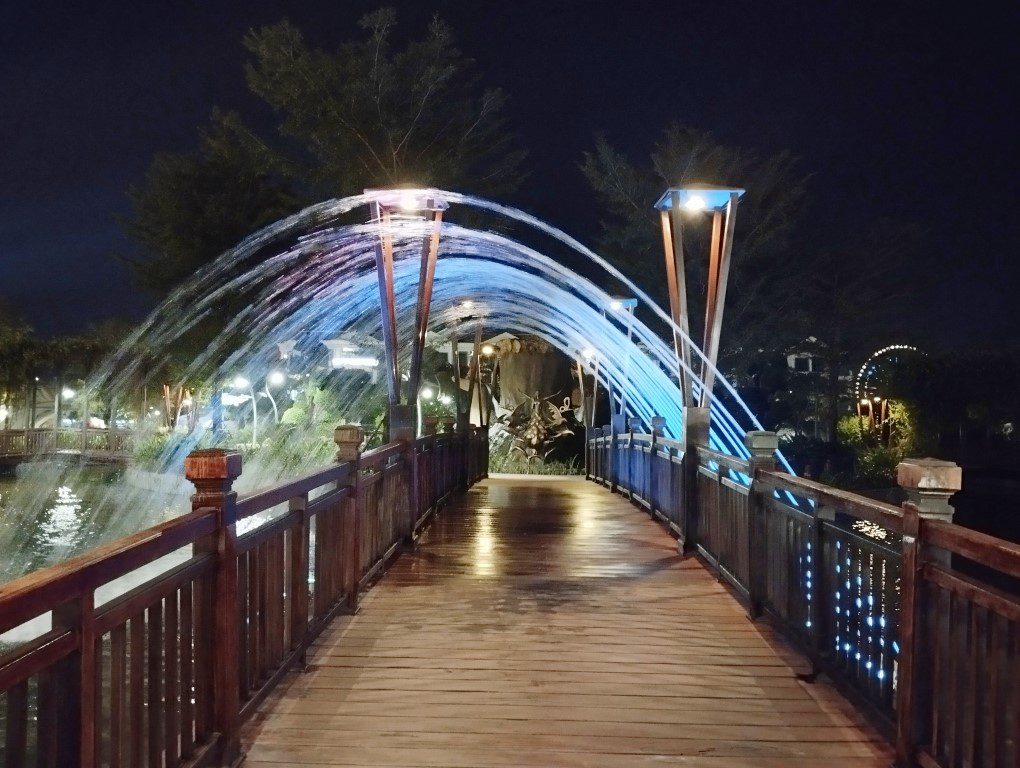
left=0, top=462, right=188, bottom=585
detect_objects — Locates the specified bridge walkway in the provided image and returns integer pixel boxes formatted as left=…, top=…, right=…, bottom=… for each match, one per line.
left=242, top=476, right=893, bottom=767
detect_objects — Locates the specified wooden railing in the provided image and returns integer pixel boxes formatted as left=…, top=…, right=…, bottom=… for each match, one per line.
left=590, top=424, right=1020, bottom=768
left=0, top=426, right=488, bottom=767
left=0, top=428, right=134, bottom=458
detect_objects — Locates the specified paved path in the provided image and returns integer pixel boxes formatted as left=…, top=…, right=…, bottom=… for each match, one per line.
left=243, top=476, right=893, bottom=767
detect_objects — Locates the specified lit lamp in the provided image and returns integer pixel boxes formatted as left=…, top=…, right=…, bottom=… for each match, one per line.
left=655, top=185, right=745, bottom=408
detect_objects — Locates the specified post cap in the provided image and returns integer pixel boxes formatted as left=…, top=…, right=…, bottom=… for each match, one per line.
left=422, top=415, right=440, bottom=435
left=184, top=449, right=242, bottom=482
left=744, top=430, right=779, bottom=457
left=650, top=416, right=667, bottom=435
left=896, top=458, right=962, bottom=494
left=334, top=424, right=365, bottom=462
left=627, top=417, right=643, bottom=432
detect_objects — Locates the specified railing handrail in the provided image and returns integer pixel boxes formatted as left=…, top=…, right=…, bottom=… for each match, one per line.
left=235, top=459, right=356, bottom=520
left=0, top=507, right=218, bottom=635
left=758, top=469, right=905, bottom=533
left=923, top=516, right=1020, bottom=578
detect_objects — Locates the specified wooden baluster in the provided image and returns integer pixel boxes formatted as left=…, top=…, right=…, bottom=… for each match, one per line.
left=5, top=680, right=29, bottom=767
left=178, top=582, right=194, bottom=758
left=185, top=448, right=243, bottom=766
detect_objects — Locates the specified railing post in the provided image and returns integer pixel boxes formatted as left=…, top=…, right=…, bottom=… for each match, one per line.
left=649, top=417, right=665, bottom=517
left=185, top=449, right=243, bottom=767
left=679, top=407, right=709, bottom=555
left=335, top=425, right=364, bottom=612
left=895, top=502, right=930, bottom=767
left=744, top=430, right=778, bottom=619
left=422, top=416, right=439, bottom=435
left=609, top=414, right=626, bottom=493
left=441, top=416, right=457, bottom=494
left=627, top=417, right=642, bottom=501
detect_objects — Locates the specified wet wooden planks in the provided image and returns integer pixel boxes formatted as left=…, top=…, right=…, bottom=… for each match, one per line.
left=243, top=476, right=893, bottom=767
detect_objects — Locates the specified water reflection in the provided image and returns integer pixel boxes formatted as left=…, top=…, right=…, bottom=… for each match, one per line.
left=474, top=507, right=496, bottom=577
left=0, top=462, right=185, bottom=583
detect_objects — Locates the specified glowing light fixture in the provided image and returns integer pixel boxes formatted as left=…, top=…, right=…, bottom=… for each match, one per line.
left=420, top=387, right=434, bottom=400
left=61, top=388, right=76, bottom=400
left=439, top=394, right=452, bottom=405
left=268, top=371, right=286, bottom=386
left=654, top=185, right=746, bottom=213
left=232, top=376, right=250, bottom=390
left=684, top=194, right=707, bottom=212
left=582, top=348, right=596, bottom=360
left=481, top=344, right=495, bottom=356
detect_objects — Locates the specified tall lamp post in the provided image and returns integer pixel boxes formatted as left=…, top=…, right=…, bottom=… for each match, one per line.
left=366, top=189, right=448, bottom=440
left=655, top=185, right=744, bottom=409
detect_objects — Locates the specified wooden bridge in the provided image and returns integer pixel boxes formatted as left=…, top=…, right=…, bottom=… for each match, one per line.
left=0, top=428, right=133, bottom=469
left=0, top=425, right=1017, bottom=768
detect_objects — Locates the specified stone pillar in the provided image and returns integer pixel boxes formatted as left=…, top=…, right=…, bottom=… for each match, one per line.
left=388, top=404, right=416, bottom=442
left=683, top=406, right=710, bottom=450
left=650, top=416, right=667, bottom=436
left=422, top=416, right=439, bottom=435
left=184, top=449, right=243, bottom=765
left=679, top=407, right=709, bottom=556
left=744, top=431, right=777, bottom=618
left=896, top=458, right=962, bottom=523
left=627, top=417, right=643, bottom=433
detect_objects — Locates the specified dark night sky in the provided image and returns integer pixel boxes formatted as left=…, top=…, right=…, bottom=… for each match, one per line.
left=2, top=1, right=1018, bottom=345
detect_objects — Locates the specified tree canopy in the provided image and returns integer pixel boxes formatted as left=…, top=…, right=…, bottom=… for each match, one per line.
left=126, top=8, right=526, bottom=296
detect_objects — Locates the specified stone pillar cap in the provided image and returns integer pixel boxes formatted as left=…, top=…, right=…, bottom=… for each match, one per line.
left=744, top=430, right=779, bottom=456
left=185, top=449, right=242, bottom=481
left=897, top=458, right=962, bottom=492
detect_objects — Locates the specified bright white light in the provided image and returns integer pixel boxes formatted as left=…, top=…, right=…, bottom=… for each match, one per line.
left=332, top=356, right=379, bottom=368
left=0, top=406, right=8, bottom=421
left=610, top=299, right=623, bottom=311
left=232, top=376, right=250, bottom=390
left=684, top=194, right=707, bottom=212
left=481, top=344, right=495, bottom=356
left=461, top=300, right=474, bottom=309
left=182, top=397, right=193, bottom=407
left=860, top=398, right=869, bottom=406
left=152, top=409, right=161, bottom=416
left=61, top=388, right=76, bottom=400
left=420, top=387, right=434, bottom=400
left=439, top=395, right=452, bottom=405
left=582, top=348, right=595, bottom=360
left=268, top=371, right=286, bottom=386
left=399, top=191, right=419, bottom=211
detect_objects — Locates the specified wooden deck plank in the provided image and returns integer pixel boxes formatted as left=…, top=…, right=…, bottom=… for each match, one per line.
left=243, top=477, right=893, bottom=766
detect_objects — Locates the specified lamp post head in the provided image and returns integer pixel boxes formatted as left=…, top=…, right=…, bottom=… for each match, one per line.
left=365, top=188, right=449, bottom=214
left=654, top=185, right=745, bottom=214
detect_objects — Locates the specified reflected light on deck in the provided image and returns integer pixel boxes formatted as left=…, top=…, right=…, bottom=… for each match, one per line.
left=474, top=507, right=496, bottom=577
